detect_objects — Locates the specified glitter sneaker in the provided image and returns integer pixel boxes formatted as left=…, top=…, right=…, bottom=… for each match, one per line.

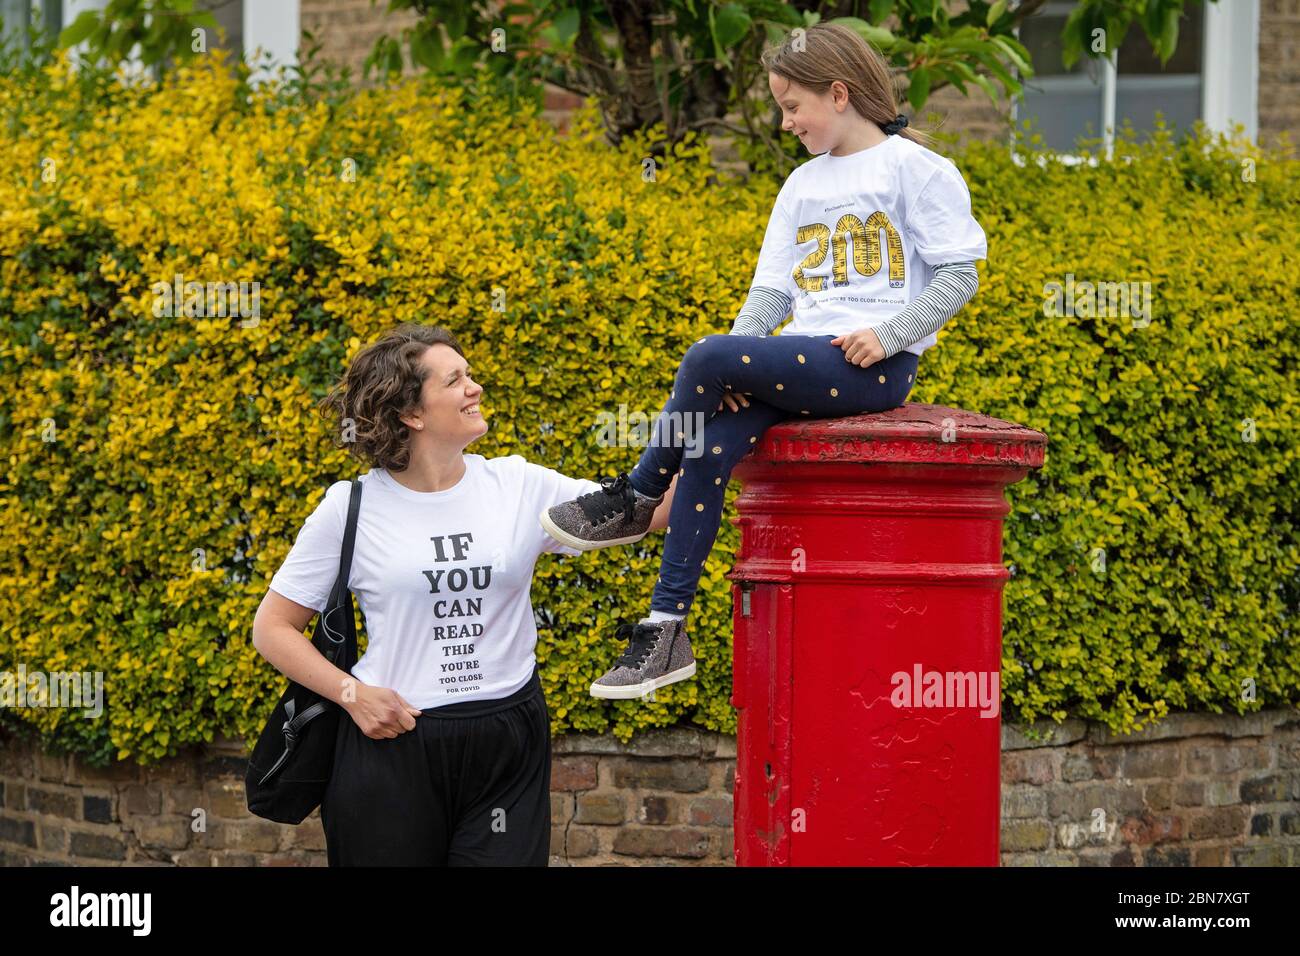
left=539, top=472, right=662, bottom=551
left=589, top=619, right=696, bottom=699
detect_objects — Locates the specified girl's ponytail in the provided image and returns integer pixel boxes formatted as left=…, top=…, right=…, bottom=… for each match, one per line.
left=761, top=21, right=933, bottom=149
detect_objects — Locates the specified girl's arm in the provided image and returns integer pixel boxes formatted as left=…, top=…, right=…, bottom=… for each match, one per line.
left=871, top=260, right=979, bottom=358
left=728, top=286, right=791, bottom=336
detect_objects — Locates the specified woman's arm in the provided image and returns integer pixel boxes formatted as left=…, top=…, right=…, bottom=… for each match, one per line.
left=252, top=590, right=422, bottom=737
left=647, top=471, right=679, bottom=532
left=252, top=591, right=359, bottom=706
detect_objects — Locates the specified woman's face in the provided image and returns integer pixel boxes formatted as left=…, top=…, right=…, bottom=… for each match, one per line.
left=768, top=72, right=845, bottom=155
left=407, top=343, right=487, bottom=447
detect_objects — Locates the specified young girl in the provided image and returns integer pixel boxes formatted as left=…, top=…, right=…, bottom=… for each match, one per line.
left=539, top=22, right=987, bottom=699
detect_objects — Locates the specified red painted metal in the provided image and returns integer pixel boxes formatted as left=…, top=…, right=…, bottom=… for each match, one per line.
left=727, top=403, right=1048, bottom=866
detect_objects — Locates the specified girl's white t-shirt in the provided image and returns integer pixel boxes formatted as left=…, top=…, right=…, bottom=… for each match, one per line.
left=749, top=134, right=988, bottom=355
left=268, top=455, right=600, bottom=709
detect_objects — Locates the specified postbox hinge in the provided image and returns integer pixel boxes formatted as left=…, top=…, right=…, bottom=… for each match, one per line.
left=740, top=582, right=754, bottom=617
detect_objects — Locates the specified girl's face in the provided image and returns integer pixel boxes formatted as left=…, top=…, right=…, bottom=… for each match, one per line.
left=405, top=343, right=487, bottom=447
left=768, top=72, right=848, bottom=155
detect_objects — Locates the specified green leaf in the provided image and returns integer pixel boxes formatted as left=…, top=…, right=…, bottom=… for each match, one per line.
left=385, top=38, right=405, bottom=74
left=836, top=16, right=896, bottom=49
left=706, top=6, right=734, bottom=67
left=1158, top=6, right=1179, bottom=63
left=551, top=7, right=580, bottom=44
left=969, top=71, right=999, bottom=104
left=907, top=66, right=930, bottom=110
left=58, top=10, right=101, bottom=48
left=868, top=0, right=894, bottom=25
left=990, top=34, right=1032, bottom=75
left=713, top=4, right=752, bottom=50
left=987, top=0, right=1007, bottom=27
left=1059, top=5, right=1087, bottom=70
left=971, top=46, right=1019, bottom=90
left=409, top=25, right=440, bottom=70
left=451, top=36, right=479, bottom=71
left=1143, top=0, right=1165, bottom=39
left=934, top=64, right=967, bottom=95
left=445, top=4, right=467, bottom=40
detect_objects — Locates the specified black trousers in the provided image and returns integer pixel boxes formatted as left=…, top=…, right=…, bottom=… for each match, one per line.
left=320, top=666, right=552, bottom=866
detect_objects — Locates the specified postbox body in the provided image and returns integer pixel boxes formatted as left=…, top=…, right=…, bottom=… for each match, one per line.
left=727, top=403, right=1047, bottom=866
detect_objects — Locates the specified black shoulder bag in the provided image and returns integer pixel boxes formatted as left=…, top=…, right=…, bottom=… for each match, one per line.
left=245, top=477, right=363, bottom=824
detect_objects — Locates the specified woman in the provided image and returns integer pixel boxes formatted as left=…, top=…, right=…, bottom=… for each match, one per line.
left=251, top=323, right=676, bottom=866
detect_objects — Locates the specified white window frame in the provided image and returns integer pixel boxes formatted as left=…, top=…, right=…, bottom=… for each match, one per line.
left=243, top=0, right=298, bottom=80
left=59, top=0, right=299, bottom=81
left=1009, top=0, right=1259, bottom=167
left=1201, top=0, right=1258, bottom=144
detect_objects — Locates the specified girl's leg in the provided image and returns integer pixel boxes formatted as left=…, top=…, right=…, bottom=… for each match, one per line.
left=648, top=397, right=787, bottom=615
left=628, top=334, right=919, bottom=498
left=641, top=337, right=919, bottom=616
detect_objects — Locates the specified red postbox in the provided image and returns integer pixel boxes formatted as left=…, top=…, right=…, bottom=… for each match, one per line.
left=726, top=402, right=1048, bottom=866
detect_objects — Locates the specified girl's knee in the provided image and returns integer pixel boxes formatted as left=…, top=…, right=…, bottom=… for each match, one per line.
left=681, top=334, right=732, bottom=371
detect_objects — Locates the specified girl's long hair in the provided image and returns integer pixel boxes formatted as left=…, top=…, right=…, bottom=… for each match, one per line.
left=762, top=21, right=933, bottom=149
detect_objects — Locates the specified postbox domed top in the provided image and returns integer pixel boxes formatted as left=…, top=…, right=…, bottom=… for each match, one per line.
left=744, top=402, right=1047, bottom=469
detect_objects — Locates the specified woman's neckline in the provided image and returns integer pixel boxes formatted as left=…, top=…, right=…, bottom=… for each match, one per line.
left=373, top=456, right=477, bottom=500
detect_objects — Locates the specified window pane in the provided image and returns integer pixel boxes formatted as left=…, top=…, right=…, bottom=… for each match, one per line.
left=1018, top=8, right=1087, bottom=77
left=1019, top=82, right=1104, bottom=150
left=1116, top=79, right=1202, bottom=137
left=1016, top=4, right=1104, bottom=150
left=1116, top=3, right=1203, bottom=74
left=1014, top=0, right=1205, bottom=150
left=197, top=0, right=244, bottom=56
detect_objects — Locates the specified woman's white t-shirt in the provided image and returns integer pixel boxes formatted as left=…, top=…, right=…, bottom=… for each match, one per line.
left=268, top=455, right=600, bottom=709
left=749, top=133, right=988, bottom=355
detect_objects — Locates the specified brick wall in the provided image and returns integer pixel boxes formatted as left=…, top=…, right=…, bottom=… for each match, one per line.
left=1260, top=0, right=1300, bottom=148
left=2, top=709, right=1296, bottom=866
left=299, top=0, right=421, bottom=81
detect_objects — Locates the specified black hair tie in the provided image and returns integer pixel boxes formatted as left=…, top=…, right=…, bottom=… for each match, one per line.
left=882, top=114, right=909, bottom=135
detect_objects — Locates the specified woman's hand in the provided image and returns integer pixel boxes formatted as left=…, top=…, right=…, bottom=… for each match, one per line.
left=830, top=328, right=885, bottom=368
left=718, top=387, right=750, bottom=413
left=342, top=682, right=423, bottom=739
left=647, top=472, right=678, bottom=532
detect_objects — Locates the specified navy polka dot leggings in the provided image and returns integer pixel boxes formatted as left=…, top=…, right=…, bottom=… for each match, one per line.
left=627, top=333, right=919, bottom=615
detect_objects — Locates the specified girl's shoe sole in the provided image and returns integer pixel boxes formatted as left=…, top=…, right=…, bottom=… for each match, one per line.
left=589, top=662, right=697, bottom=699
left=538, top=507, right=648, bottom=551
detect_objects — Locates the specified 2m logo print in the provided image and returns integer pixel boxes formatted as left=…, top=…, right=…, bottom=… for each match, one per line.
left=793, top=211, right=906, bottom=293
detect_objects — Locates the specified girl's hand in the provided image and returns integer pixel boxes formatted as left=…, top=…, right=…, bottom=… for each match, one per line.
left=718, top=387, right=750, bottom=413
left=830, top=328, right=885, bottom=368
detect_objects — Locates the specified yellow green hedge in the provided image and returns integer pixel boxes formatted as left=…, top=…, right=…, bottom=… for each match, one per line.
left=1, top=56, right=1296, bottom=765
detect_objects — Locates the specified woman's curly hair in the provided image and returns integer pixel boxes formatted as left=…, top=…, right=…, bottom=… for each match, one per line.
left=317, top=322, right=466, bottom=472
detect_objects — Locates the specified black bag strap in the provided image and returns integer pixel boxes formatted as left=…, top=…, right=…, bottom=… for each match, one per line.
left=315, top=478, right=362, bottom=672
left=333, top=477, right=362, bottom=606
